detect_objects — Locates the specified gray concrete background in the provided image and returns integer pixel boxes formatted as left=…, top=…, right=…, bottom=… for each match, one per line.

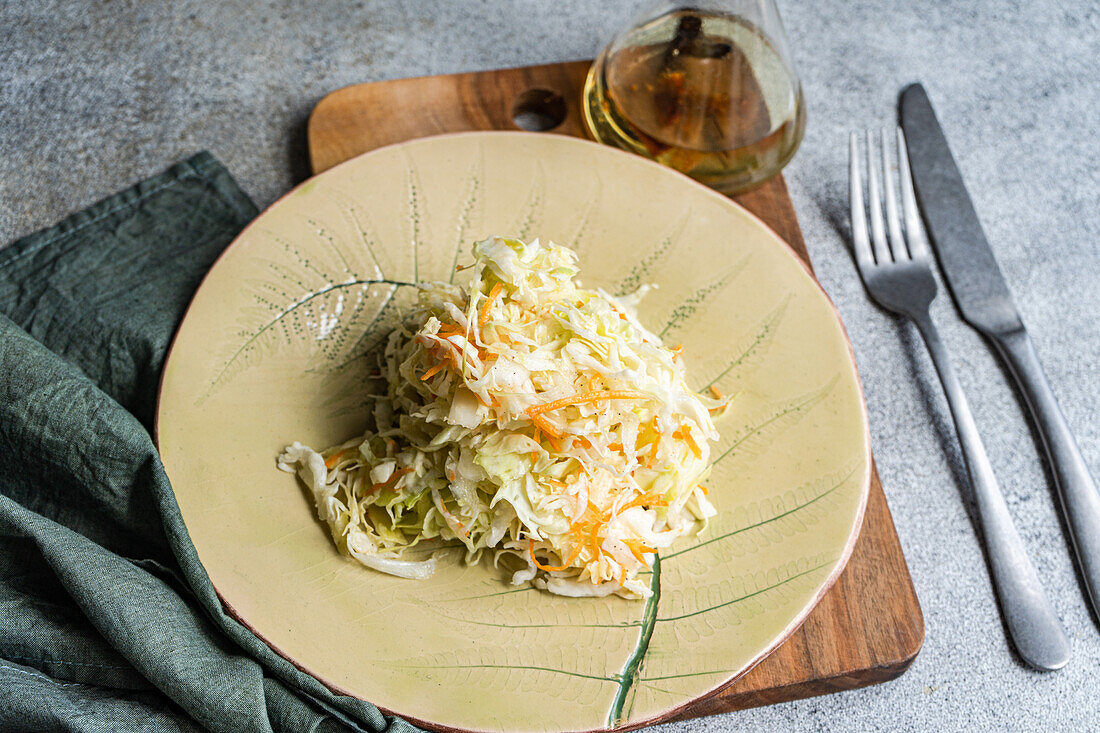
left=2, top=1, right=1098, bottom=730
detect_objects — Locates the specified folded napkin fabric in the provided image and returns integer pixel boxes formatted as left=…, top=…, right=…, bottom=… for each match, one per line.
left=0, top=153, right=419, bottom=733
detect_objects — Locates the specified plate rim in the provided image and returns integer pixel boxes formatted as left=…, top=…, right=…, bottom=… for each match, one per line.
left=155, top=130, right=872, bottom=733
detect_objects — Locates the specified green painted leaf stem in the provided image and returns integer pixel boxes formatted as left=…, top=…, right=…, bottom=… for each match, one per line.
left=608, top=555, right=662, bottom=727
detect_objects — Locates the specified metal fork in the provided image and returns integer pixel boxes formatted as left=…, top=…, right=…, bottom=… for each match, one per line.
left=850, top=129, right=1070, bottom=671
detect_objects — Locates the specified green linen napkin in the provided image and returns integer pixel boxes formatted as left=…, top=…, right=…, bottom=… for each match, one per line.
left=0, top=153, right=419, bottom=733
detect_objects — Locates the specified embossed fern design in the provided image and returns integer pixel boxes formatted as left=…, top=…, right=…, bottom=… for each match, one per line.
left=203, top=221, right=416, bottom=398
left=448, top=157, right=482, bottom=282
left=711, top=376, right=838, bottom=467
left=656, top=554, right=833, bottom=625
left=662, top=467, right=859, bottom=565
left=567, top=174, right=602, bottom=254
left=699, top=295, right=791, bottom=390
left=614, top=213, right=691, bottom=297
left=659, top=256, right=750, bottom=339
left=388, top=641, right=618, bottom=708
left=510, top=160, right=544, bottom=243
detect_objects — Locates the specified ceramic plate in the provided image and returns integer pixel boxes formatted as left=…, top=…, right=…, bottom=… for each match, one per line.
left=157, top=132, right=870, bottom=733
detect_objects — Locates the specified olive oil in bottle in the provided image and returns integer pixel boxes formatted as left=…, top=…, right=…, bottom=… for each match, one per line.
left=583, top=9, right=805, bottom=194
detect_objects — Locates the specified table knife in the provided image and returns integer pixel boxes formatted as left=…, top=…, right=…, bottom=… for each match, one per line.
left=900, top=82, right=1100, bottom=622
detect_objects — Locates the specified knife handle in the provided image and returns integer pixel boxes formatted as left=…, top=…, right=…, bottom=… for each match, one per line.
left=992, top=327, right=1100, bottom=620
left=914, top=313, right=1070, bottom=670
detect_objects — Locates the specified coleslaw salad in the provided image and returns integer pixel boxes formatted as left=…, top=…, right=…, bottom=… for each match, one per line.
left=278, top=236, right=728, bottom=598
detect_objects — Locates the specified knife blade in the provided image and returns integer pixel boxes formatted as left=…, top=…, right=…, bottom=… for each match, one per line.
left=899, top=84, right=1022, bottom=336
left=900, top=82, right=1100, bottom=623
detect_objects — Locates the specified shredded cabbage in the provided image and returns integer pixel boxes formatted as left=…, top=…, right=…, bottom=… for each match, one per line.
left=278, top=236, right=729, bottom=599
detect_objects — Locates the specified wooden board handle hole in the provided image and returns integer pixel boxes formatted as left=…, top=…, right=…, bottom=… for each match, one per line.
left=511, top=88, right=567, bottom=132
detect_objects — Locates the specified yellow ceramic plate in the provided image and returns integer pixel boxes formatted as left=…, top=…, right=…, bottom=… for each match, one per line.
left=157, top=132, right=870, bottom=733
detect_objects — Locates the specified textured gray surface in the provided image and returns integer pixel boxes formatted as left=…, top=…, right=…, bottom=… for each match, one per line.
left=2, top=0, right=1098, bottom=730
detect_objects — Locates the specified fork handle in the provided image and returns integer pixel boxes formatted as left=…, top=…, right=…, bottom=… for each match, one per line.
left=913, top=312, right=1070, bottom=671
left=991, top=327, right=1100, bottom=622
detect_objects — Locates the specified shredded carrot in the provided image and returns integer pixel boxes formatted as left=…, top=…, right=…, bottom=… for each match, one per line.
left=575, top=436, right=592, bottom=449
left=324, top=448, right=353, bottom=470
left=527, top=411, right=562, bottom=439
left=614, top=563, right=624, bottom=586
left=670, top=344, right=683, bottom=359
left=429, top=338, right=460, bottom=368
left=697, top=483, right=709, bottom=495
left=454, top=262, right=471, bottom=272
left=528, top=538, right=583, bottom=572
left=588, top=522, right=603, bottom=560
left=623, top=538, right=656, bottom=564
left=480, top=282, right=503, bottom=327
left=587, top=375, right=600, bottom=392
left=546, top=433, right=562, bottom=452
left=370, top=467, right=412, bottom=494
left=436, top=324, right=464, bottom=338
left=673, top=425, right=702, bottom=458
left=434, top=345, right=459, bottom=369
left=587, top=500, right=610, bottom=523
left=527, top=390, right=647, bottom=417
left=420, top=361, right=446, bottom=381
left=682, top=430, right=702, bottom=458
left=707, top=385, right=731, bottom=414
left=647, top=417, right=661, bottom=468
left=607, top=442, right=623, bottom=452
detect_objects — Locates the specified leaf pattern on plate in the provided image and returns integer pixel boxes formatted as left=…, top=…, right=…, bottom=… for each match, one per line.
left=696, top=294, right=792, bottom=391
left=414, top=589, right=641, bottom=630
left=608, top=553, right=834, bottom=725
left=663, top=467, right=860, bottom=570
left=710, top=376, right=838, bottom=468
left=656, top=553, right=834, bottom=626
left=402, top=149, right=427, bottom=283
left=613, top=212, right=691, bottom=297
left=200, top=221, right=417, bottom=401
left=658, top=256, right=751, bottom=339
left=448, top=154, right=484, bottom=282
left=566, top=174, right=603, bottom=254
left=386, top=642, right=619, bottom=707
left=509, top=160, right=545, bottom=243
left=321, top=190, right=391, bottom=276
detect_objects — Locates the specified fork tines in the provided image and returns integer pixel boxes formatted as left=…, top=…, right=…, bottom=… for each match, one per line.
left=849, top=128, right=929, bottom=267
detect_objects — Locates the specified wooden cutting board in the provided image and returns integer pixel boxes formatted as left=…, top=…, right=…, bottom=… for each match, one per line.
left=306, top=60, right=923, bottom=722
